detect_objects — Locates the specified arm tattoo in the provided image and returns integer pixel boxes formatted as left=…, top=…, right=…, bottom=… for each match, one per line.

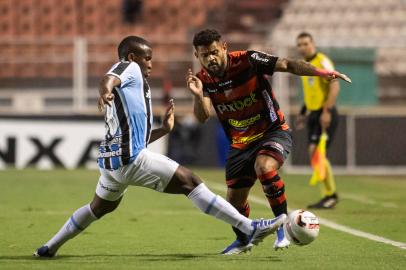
left=286, top=59, right=319, bottom=76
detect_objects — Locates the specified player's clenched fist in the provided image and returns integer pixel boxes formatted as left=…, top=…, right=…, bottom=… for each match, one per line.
left=186, top=68, right=203, bottom=97
left=98, top=93, right=115, bottom=112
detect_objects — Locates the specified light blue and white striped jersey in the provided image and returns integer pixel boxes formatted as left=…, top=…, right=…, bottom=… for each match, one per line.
left=98, top=61, right=153, bottom=170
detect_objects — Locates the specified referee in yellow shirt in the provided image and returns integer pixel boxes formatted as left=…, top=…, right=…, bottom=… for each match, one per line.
left=295, top=32, right=339, bottom=209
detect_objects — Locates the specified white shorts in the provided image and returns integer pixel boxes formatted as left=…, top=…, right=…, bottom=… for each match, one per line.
left=96, top=149, right=180, bottom=201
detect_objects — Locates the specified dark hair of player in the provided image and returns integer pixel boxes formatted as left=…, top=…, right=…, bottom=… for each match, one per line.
left=117, top=36, right=151, bottom=61
left=297, top=32, right=313, bottom=40
left=193, top=29, right=222, bottom=47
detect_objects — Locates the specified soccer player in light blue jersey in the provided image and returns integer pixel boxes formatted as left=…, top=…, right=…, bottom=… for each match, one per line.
left=33, top=36, right=287, bottom=258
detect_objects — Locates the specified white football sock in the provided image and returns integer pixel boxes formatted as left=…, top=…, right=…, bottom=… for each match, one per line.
left=45, top=204, right=98, bottom=253
left=187, top=183, right=253, bottom=235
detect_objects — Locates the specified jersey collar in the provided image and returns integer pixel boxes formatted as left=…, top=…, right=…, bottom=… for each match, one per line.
left=305, top=52, right=318, bottom=62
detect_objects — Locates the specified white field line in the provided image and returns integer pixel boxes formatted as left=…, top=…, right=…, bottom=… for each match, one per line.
left=340, top=193, right=398, bottom=208
left=206, top=181, right=406, bottom=250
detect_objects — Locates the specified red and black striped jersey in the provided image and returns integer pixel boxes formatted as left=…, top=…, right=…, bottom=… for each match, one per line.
left=196, top=50, right=289, bottom=149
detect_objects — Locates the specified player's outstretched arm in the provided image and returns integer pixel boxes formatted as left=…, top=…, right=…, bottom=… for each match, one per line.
left=186, top=69, right=211, bottom=123
left=149, top=99, right=175, bottom=143
left=98, top=75, right=121, bottom=112
left=274, top=58, right=352, bottom=83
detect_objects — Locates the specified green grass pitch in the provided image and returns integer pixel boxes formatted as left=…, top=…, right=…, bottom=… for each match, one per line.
left=0, top=168, right=405, bottom=269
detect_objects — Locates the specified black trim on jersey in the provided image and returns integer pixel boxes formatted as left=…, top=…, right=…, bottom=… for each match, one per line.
left=111, top=62, right=131, bottom=76
left=203, top=67, right=256, bottom=93
left=143, top=78, right=152, bottom=145
left=112, top=87, right=131, bottom=165
left=103, top=145, right=112, bottom=170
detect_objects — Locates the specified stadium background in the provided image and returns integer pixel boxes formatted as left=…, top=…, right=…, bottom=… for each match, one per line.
left=1, top=0, right=405, bottom=174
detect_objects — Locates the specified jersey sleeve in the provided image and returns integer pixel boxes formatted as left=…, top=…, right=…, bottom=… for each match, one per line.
left=247, top=50, right=278, bottom=75
left=106, top=61, right=142, bottom=86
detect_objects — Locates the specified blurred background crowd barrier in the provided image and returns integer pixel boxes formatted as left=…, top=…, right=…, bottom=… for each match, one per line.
left=0, top=0, right=405, bottom=173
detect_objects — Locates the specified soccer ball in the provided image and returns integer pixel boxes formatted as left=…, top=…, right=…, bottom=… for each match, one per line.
left=283, top=209, right=320, bottom=245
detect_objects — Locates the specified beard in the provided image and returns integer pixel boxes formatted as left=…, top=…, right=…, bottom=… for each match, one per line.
left=207, top=62, right=225, bottom=77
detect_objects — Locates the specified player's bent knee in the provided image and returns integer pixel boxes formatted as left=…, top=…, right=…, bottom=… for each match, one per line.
left=90, top=195, right=121, bottom=218
left=254, top=155, right=280, bottom=176
left=165, top=166, right=203, bottom=195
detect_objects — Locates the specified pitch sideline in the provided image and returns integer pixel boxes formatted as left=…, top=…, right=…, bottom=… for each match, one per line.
left=207, top=181, right=406, bottom=250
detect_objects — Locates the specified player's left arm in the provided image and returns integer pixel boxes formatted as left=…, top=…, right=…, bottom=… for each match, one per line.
left=274, top=58, right=351, bottom=83
left=149, top=99, right=175, bottom=143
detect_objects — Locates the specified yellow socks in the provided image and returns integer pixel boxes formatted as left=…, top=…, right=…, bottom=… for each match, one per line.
left=320, top=159, right=336, bottom=197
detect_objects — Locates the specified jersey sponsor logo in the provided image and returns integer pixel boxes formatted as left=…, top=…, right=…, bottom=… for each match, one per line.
left=228, top=114, right=261, bottom=129
left=98, top=149, right=122, bottom=158
left=99, top=182, right=120, bottom=193
left=231, top=132, right=264, bottom=145
left=100, top=136, right=122, bottom=146
left=250, top=52, right=270, bottom=63
left=218, top=80, right=232, bottom=88
left=216, top=93, right=258, bottom=114
left=207, top=80, right=232, bottom=93
left=261, top=90, right=278, bottom=122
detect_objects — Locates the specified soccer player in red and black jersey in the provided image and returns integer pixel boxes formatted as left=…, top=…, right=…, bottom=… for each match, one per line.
left=186, top=29, right=351, bottom=254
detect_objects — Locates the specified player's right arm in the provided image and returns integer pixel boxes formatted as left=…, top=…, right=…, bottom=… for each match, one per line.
left=247, top=50, right=351, bottom=83
left=275, top=58, right=351, bottom=83
left=98, top=75, right=120, bottom=112
left=186, top=69, right=211, bottom=123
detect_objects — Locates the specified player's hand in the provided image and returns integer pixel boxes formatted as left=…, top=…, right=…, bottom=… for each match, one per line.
left=162, top=99, right=175, bottom=133
left=295, top=114, right=306, bottom=130
left=98, top=93, right=115, bottom=112
left=320, top=110, right=331, bottom=130
left=186, top=68, right=203, bottom=97
left=326, top=71, right=352, bottom=83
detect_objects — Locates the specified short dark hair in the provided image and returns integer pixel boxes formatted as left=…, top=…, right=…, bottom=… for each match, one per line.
left=297, top=32, right=313, bottom=40
left=193, top=29, right=222, bottom=47
left=117, top=35, right=151, bottom=60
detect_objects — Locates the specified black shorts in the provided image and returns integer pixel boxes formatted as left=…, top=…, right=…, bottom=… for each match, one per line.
left=307, top=107, right=338, bottom=147
left=225, top=129, right=293, bottom=189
